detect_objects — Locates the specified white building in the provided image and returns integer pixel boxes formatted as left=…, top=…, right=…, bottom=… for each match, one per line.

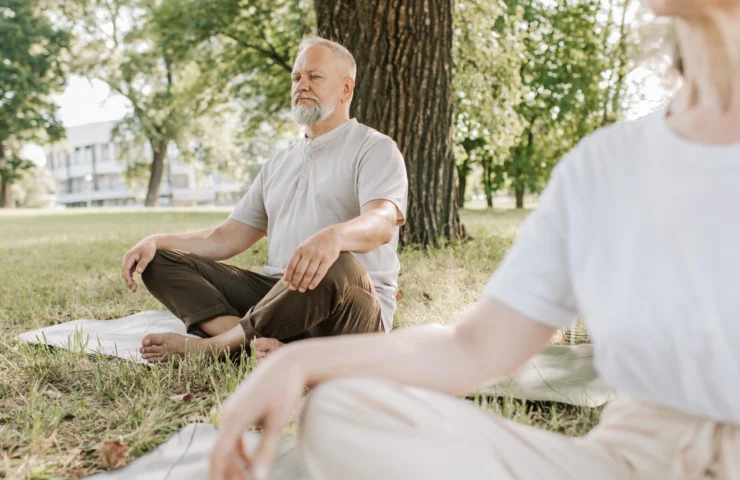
left=45, top=121, right=246, bottom=207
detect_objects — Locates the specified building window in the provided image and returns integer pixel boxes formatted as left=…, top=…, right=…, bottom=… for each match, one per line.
left=74, top=147, right=82, bottom=165
left=100, top=144, right=110, bottom=162
left=85, top=145, right=95, bottom=165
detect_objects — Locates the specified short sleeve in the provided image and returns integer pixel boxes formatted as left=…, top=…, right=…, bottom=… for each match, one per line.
left=483, top=155, right=580, bottom=328
left=357, top=137, right=408, bottom=225
left=229, top=169, right=268, bottom=231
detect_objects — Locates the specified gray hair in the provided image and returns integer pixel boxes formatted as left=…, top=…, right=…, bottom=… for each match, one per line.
left=297, top=36, right=357, bottom=80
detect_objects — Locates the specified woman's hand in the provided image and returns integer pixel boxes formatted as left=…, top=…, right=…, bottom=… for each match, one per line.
left=209, top=352, right=307, bottom=480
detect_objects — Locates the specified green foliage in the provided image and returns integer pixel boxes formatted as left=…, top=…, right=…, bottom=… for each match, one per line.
left=0, top=0, right=69, bottom=190
left=11, top=165, right=56, bottom=208
left=454, top=0, right=645, bottom=208
left=156, top=0, right=313, bottom=138
left=67, top=0, right=237, bottom=201
left=452, top=0, right=526, bottom=207
left=503, top=0, right=609, bottom=199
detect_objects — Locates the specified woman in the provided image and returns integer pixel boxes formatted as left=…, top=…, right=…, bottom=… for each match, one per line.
left=210, top=1, right=740, bottom=478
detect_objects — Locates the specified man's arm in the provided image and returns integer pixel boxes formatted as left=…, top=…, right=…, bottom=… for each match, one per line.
left=153, top=219, right=266, bottom=261
left=121, top=219, right=265, bottom=293
left=282, top=199, right=399, bottom=292
left=334, top=199, right=400, bottom=252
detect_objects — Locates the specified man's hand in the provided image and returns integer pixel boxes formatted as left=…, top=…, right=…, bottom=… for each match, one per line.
left=282, top=227, right=341, bottom=292
left=210, top=352, right=306, bottom=480
left=121, top=236, right=158, bottom=293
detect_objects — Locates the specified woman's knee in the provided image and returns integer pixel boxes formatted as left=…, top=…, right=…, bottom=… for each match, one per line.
left=299, top=378, right=388, bottom=442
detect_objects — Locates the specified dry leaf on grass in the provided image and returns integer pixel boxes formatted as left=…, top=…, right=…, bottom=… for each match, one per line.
left=99, top=441, right=127, bottom=468
left=43, top=389, right=62, bottom=399
left=170, top=393, right=193, bottom=403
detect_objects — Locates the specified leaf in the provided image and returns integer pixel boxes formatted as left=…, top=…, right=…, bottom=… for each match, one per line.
left=99, top=441, right=128, bottom=468
left=170, top=393, right=193, bottom=403
left=43, top=389, right=62, bottom=399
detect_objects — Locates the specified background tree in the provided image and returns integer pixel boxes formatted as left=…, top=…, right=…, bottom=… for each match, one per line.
left=69, top=0, right=234, bottom=206
left=315, top=0, right=461, bottom=246
left=0, top=0, right=68, bottom=208
left=12, top=165, right=56, bottom=208
left=452, top=0, right=525, bottom=209
left=156, top=0, right=313, bottom=138
left=502, top=0, right=609, bottom=208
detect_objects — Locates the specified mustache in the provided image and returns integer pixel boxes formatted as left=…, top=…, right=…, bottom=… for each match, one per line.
left=292, top=93, right=319, bottom=105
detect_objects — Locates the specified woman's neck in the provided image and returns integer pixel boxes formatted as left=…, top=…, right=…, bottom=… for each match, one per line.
left=668, top=8, right=740, bottom=144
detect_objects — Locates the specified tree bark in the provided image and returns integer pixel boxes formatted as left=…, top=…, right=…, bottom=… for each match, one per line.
left=515, top=186, right=525, bottom=209
left=481, top=156, right=493, bottom=208
left=145, top=141, right=168, bottom=207
left=456, top=168, right=467, bottom=209
left=315, top=0, right=461, bottom=247
left=0, top=180, right=13, bottom=209
left=0, top=142, right=12, bottom=209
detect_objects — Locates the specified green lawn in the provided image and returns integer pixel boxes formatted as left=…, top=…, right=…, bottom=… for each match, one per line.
left=0, top=208, right=598, bottom=479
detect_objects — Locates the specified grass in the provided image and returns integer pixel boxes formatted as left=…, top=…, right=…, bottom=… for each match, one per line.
left=0, top=208, right=598, bottom=479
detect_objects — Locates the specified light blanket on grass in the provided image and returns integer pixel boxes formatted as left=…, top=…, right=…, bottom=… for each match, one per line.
left=87, top=423, right=304, bottom=480
left=15, top=310, right=616, bottom=407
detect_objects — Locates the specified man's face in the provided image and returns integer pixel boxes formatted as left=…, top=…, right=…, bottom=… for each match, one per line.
left=646, top=0, right=740, bottom=17
left=290, top=45, right=348, bottom=126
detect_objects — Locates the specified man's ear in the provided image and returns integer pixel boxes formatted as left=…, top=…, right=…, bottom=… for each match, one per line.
left=343, top=76, right=355, bottom=104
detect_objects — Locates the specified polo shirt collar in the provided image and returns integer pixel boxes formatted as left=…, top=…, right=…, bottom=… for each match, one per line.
left=303, top=118, right=357, bottom=149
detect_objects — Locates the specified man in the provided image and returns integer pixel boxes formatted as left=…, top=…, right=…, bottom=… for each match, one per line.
left=121, top=37, right=408, bottom=363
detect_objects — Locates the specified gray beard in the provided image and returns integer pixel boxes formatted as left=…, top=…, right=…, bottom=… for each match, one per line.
left=291, top=102, right=336, bottom=125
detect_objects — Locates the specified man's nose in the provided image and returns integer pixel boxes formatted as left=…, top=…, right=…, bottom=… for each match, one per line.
left=294, top=77, right=311, bottom=92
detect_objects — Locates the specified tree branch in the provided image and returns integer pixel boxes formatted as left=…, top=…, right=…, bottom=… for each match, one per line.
left=223, top=32, right=293, bottom=73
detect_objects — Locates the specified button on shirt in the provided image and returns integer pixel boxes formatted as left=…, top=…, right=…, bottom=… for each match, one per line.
left=485, top=109, right=740, bottom=426
left=230, top=119, right=408, bottom=332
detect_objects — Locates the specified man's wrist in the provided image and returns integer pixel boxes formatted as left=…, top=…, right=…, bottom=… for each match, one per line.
left=148, top=234, right=163, bottom=250
left=326, top=224, right=344, bottom=251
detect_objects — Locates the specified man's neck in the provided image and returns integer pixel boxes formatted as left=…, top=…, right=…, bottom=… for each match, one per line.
left=669, top=9, right=740, bottom=144
left=304, top=113, right=351, bottom=140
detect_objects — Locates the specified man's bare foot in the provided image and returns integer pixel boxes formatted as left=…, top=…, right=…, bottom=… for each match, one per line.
left=253, top=337, right=283, bottom=364
left=140, top=333, right=203, bottom=363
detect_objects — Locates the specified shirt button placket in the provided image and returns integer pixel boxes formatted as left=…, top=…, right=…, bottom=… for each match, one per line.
left=301, top=143, right=310, bottom=181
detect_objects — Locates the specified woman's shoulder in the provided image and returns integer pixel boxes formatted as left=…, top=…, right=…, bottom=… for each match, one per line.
left=559, top=109, right=662, bottom=181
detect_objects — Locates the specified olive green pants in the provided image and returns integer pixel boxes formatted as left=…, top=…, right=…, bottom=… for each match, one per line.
left=141, top=250, right=383, bottom=345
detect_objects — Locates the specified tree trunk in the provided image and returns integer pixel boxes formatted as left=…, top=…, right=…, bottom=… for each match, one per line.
left=0, top=142, right=12, bottom=209
left=456, top=169, right=467, bottom=209
left=515, top=186, right=525, bottom=209
left=0, top=180, right=13, bottom=209
left=482, top=157, right=493, bottom=208
left=144, top=141, right=168, bottom=207
left=315, top=0, right=461, bottom=247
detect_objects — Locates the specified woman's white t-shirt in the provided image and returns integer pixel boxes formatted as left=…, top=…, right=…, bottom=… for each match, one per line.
left=485, top=109, right=740, bottom=426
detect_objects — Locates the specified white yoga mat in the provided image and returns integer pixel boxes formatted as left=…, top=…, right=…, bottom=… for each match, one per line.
left=15, top=310, right=196, bottom=364
left=476, top=344, right=616, bottom=408
left=15, top=311, right=616, bottom=406
left=87, top=423, right=304, bottom=480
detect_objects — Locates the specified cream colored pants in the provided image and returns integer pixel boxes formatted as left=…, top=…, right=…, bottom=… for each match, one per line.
left=297, top=379, right=739, bottom=480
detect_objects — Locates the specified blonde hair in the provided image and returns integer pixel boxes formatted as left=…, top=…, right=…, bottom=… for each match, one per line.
left=298, top=36, right=357, bottom=80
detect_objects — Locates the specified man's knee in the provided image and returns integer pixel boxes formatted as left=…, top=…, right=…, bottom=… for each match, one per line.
left=140, top=249, right=179, bottom=289
left=321, top=252, right=372, bottom=291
